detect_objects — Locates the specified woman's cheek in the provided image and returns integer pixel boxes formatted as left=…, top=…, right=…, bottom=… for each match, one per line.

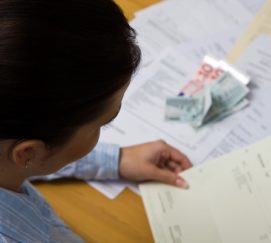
left=82, top=128, right=101, bottom=156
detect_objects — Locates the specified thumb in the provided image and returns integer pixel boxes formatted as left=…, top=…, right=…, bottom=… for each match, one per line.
left=151, top=168, right=189, bottom=189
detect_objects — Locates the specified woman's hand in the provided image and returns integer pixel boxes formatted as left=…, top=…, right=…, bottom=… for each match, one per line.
left=119, top=140, right=192, bottom=189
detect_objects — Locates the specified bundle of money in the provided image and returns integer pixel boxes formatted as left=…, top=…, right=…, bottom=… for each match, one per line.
left=165, top=57, right=250, bottom=128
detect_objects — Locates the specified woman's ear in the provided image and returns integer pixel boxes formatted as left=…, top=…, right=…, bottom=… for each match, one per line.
left=11, top=140, right=47, bottom=168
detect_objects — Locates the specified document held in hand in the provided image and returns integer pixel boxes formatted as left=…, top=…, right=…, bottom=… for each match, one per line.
left=140, top=136, right=271, bottom=243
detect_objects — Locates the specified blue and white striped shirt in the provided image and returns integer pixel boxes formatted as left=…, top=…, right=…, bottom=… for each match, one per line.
left=0, top=143, right=120, bottom=242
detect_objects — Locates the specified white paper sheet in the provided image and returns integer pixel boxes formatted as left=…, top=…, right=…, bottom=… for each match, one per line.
left=140, top=135, right=271, bottom=243
left=87, top=181, right=125, bottom=200
left=131, top=0, right=254, bottom=65
left=232, top=0, right=266, bottom=14
left=86, top=180, right=140, bottom=199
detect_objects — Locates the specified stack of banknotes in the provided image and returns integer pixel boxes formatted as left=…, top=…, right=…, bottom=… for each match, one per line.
left=165, top=55, right=251, bottom=128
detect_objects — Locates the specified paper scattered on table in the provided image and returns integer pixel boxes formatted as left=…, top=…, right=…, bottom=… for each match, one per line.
left=86, top=0, right=269, bottom=200
left=94, top=34, right=271, bottom=200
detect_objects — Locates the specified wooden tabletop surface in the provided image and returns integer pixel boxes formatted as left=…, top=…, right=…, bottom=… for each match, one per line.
left=34, top=1, right=160, bottom=243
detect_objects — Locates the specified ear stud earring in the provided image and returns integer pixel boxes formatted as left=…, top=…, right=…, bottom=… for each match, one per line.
left=25, top=159, right=32, bottom=168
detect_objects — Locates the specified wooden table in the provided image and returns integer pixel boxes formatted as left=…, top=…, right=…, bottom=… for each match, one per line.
left=34, top=1, right=159, bottom=243
left=115, top=0, right=159, bottom=20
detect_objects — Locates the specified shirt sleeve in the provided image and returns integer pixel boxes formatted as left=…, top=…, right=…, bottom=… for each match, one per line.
left=29, top=143, right=121, bottom=181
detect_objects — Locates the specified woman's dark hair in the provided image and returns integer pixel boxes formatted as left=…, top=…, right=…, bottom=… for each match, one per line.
left=0, top=0, right=141, bottom=147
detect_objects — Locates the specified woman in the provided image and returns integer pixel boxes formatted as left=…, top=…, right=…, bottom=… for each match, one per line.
left=0, top=0, right=192, bottom=242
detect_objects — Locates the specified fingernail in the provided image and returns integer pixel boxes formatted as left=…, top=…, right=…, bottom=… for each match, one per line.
left=176, top=178, right=189, bottom=189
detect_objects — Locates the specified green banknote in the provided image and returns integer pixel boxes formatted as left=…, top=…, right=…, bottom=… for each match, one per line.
left=189, top=86, right=212, bottom=127
left=202, top=72, right=249, bottom=125
left=165, top=85, right=212, bottom=123
left=205, top=98, right=249, bottom=126
left=165, top=96, right=204, bottom=122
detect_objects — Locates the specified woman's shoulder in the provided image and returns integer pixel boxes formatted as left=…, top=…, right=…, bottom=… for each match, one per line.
left=0, top=182, right=50, bottom=242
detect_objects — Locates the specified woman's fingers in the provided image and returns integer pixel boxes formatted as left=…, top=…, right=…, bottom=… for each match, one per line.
left=150, top=167, right=189, bottom=189
left=167, top=161, right=182, bottom=173
left=167, top=146, right=192, bottom=169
